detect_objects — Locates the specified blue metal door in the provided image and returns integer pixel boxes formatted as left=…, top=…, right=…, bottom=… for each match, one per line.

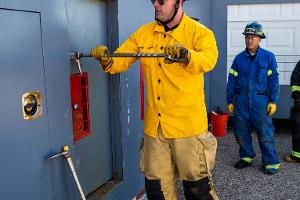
left=66, top=0, right=113, bottom=194
left=0, top=9, right=53, bottom=200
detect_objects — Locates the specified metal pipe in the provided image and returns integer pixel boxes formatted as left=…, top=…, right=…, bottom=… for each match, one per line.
left=69, top=52, right=165, bottom=59
left=65, top=155, right=86, bottom=200
left=69, top=52, right=188, bottom=63
left=62, top=146, right=86, bottom=200
left=48, top=146, right=86, bottom=200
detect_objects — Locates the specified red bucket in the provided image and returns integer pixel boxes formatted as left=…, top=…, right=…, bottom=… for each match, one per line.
left=210, top=112, right=228, bottom=137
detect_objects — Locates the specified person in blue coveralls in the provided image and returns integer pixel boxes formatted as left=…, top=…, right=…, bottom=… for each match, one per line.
left=226, top=21, right=280, bottom=175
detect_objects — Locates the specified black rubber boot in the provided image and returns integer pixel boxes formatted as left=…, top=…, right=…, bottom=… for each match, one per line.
left=291, top=105, right=300, bottom=152
left=234, top=159, right=252, bottom=169
left=262, top=164, right=279, bottom=175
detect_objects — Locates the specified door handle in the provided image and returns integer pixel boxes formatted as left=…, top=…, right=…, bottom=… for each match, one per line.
left=22, top=91, right=42, bottom=120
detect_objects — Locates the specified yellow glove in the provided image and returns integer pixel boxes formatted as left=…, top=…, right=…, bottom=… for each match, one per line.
left=267, top=103, right=277, bottom=116
left=227, top=103, right=234, bottom=113
left=90, top=45, right=113, bottom=70
left=164, top=44, right=191, bottom=64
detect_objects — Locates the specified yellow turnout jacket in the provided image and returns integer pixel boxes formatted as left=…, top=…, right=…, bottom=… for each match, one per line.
left=104, top=14, right=218, bottom=138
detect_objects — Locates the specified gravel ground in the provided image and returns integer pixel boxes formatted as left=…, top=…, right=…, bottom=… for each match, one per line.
left=213, top=121, right=300, bottom=200
left=138, top=120, right=300, bottom=200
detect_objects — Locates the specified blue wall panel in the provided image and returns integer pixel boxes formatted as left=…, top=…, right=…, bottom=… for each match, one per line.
left=39, top=1, right=75, bottom=199
left=0, top=9, right=53, bottom=200
left=66, top=0, right=113, bottom=195
left=0, top=1, right=76, bottom=199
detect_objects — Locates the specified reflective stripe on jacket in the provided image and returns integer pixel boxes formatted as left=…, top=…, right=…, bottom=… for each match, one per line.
left=104, top=14, right=218, bottom=138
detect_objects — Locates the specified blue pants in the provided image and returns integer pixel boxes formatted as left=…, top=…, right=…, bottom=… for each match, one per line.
left=234, top=113, right=279, bottom=164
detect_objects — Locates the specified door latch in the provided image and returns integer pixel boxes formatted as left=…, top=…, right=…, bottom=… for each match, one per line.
left=22, top=91, right=42, bottom=120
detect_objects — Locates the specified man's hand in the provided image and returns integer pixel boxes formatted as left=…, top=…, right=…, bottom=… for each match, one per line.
left=227, top=103, right=234, bottom=113
left=90, top=45, right=113, bottom=70
left=164, top=44, right=191, bottom=64
left=267, top=103, right=277, bottom=116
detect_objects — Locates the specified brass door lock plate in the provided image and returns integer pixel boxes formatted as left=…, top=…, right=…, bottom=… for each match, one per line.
left=22, top=91, right=42, bottom=120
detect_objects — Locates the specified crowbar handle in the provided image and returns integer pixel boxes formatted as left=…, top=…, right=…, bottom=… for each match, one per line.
left=69, top=52, right=188, bottom=63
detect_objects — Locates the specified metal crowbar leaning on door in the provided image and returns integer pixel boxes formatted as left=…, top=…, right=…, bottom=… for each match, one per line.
left=48, top=145, right=86, bottom=200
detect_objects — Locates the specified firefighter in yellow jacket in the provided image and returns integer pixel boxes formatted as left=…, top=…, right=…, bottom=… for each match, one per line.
left=91, top=0, right=218, bottom=199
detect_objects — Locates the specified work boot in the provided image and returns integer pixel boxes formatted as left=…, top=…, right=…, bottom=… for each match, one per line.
left=264, top=168, right=278, bottom=175
left=284, top=154, right=300, bottom=163
left=262, top=164, right=280, bottom=175
left=234, top=159, right=252, bottom=169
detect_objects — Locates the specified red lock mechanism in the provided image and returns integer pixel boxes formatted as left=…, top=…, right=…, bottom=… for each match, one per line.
left=70, top=59, right=91, bottom=141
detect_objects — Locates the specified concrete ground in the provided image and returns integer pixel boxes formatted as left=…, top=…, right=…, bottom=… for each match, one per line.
left=138, top=120, right=300, bottom=200
left=213, top=120, right=300, bottom=200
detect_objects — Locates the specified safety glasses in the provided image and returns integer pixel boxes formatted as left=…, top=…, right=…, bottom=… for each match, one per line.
left=151, top=0, right=166, bottom=5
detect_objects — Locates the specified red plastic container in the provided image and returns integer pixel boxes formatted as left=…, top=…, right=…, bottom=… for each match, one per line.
left=210, top=112, right=228, bottom=137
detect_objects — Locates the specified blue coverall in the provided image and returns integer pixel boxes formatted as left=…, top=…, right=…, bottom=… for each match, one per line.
left=226, top=46, right=280, bottom=165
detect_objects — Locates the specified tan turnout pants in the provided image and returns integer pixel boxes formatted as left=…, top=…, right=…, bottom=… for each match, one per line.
left=139, top=125, right=218, bottom=200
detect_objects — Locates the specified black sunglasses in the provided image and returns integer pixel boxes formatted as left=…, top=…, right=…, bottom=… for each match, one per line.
left=151, top=0, right=166, bottom=5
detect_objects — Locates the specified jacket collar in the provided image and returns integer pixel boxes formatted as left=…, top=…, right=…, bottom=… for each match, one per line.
left=244, top=46, right=261, bottom=57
